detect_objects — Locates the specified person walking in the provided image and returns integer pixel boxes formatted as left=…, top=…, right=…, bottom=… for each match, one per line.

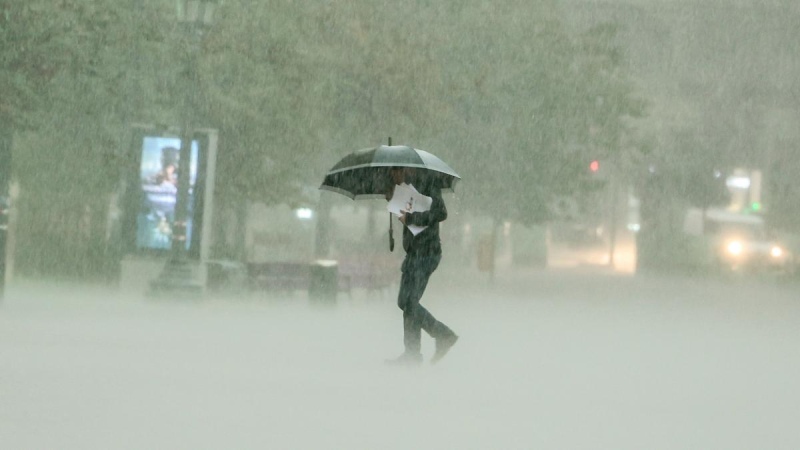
left=386, top=167, right=458, bottom=365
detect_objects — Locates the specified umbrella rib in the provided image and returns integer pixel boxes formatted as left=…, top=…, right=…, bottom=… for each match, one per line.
left=318, top=184, right=357, bottom=199
left=325, top=162, right=430, bottom=176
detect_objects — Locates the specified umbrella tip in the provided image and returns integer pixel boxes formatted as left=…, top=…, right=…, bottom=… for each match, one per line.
left=388, top=137, right=392, bottom=146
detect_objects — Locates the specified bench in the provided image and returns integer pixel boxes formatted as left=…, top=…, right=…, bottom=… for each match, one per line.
left=246, top=262, right=311, bottom=293
left=246, top=257, right=397, bottom=297
left=337, top=256, right=396, bottom=297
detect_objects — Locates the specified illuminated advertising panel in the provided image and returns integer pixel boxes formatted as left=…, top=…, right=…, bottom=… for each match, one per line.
left=137, top=137, right=199, bottom=251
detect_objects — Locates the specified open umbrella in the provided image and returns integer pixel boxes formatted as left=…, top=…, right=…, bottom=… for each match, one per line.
left=320, top=142, right=460, bottom=251
left=320, top=144, right=460, bottom=199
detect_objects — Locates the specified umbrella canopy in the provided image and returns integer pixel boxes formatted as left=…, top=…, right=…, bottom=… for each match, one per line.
left=320, top=145, right=460, bottom=199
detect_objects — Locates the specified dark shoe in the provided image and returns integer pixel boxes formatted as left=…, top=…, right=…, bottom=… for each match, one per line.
left=385, top=351, right=423, bottom=367
left=431, top=333, right=459, bottom=364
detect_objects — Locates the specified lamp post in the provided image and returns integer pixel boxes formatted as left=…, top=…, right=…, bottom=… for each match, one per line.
left=149, top=0, right=216, bottom=296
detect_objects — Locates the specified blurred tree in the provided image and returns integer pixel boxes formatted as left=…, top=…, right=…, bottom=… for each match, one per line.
left=441, top=6, right=645, bottom=227
left=1, top=0, right=648, bottom=279
left=652, top=127, right=729, bottom=212
left=1, top=1, right=65, bottom=129
left=202, top=0, right=451, bottom=203
left=200, top=0, right=452, bottom=258
left=3, top=0, right=177, bottom=279
left=765, top=138, right=800, bottom=232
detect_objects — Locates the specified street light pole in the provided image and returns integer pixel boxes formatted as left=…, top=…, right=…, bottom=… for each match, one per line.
left=149, top=0, right=216, bottom=297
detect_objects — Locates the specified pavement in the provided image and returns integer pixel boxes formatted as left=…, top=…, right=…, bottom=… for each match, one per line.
left=1, top=268, right=799, bottom=449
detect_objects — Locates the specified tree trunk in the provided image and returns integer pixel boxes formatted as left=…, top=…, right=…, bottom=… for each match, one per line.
left=0, top=124, right=11, bottom=298
left=233, top=198, right=249, bottom=262
left=607, top=178, right=619, bottom=268
left=314, top=199, right=332, bottom=259
left=490, top=216, right=500, bottom=282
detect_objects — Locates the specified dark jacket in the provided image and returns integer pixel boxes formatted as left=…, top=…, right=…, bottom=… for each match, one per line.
left=402, top=178, right=447, bottom=256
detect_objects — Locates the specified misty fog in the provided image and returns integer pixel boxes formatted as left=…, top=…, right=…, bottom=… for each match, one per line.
left=3, top=269, right=800, bottom=449
left=2, top=0, right=800, bottom=449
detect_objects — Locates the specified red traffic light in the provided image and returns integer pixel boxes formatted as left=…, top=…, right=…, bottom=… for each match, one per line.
left=589, top=160, right=600, bottom=172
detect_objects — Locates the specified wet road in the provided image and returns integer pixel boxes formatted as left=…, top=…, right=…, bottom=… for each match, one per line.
left=2, top=268, right=798, bottom=449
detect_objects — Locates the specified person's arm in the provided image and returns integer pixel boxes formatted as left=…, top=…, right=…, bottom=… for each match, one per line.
left=405, top=185, right=447, bottom=226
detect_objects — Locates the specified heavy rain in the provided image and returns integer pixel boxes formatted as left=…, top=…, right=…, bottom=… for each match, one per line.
left=1, top=1, right=799, bottom=449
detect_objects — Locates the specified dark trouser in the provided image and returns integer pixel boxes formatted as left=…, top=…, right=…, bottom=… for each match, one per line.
left=397, top=253, right=453, bottom=354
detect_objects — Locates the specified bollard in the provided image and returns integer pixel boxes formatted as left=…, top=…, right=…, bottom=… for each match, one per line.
left=477, top=234, right=494, bottom=272
left=309, top=259, right=338, bottom=305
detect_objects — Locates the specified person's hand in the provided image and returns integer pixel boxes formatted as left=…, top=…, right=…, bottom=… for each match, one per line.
left=385, top=184, right=396, bottom=201
left=398, top=211, right=408, bottom=224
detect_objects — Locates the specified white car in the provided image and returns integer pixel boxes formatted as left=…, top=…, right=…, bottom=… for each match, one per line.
left=710, top=223, right=791, bottom=273
left=684, top=208, right=793, bottom=275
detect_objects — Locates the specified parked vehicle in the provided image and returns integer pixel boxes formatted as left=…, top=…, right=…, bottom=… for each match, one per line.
left=683, top=208, right=794, bottom=275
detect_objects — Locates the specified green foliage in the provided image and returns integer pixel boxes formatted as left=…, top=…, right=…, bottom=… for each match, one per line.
left=1, top=0, right=73, bottom=127
left=438, top=4, right=645, bottom=225
left=3, top=0, right=647, bottom=278
left=6, top=0, right=644, bottom=212
left=3, top=0, right=179, bottom=279
left=6, top=0, right=178, bottom=194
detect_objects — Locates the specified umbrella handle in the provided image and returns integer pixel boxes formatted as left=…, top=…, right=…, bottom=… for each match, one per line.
left=389, top=213, right=394, bottom=252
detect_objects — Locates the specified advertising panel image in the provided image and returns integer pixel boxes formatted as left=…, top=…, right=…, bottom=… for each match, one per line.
left=137, top=137, right=199, bottom=251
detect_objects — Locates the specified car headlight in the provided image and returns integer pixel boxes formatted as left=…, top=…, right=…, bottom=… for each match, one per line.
left=771, top=246, right=784, bottom=258
left=727, top=241, right=743, bottom=256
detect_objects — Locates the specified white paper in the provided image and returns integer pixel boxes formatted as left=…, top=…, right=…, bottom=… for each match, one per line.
left=387, top=183, right=432, bottom=236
